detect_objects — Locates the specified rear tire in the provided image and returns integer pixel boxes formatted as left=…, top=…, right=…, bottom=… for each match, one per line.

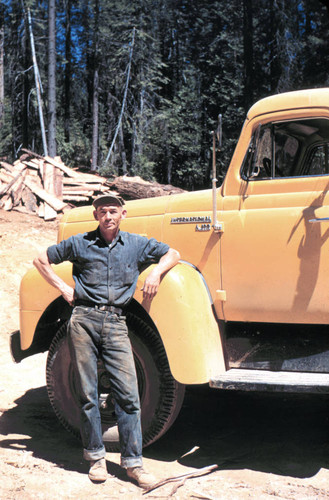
left=46, top=313, right=185, bottom=451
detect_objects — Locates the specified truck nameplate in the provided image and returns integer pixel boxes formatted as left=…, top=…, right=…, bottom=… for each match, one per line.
left=171, top=216, right=212, bottom=224
left=196, top=224, right=211, bottom=232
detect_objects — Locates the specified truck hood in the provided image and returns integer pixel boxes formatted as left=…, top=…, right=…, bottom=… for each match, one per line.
left=58, top=188, right=216, bottom=242
left=60, top=188, right=215, bottom=224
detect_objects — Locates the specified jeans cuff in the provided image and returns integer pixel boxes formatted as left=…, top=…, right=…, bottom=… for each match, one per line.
left=121, top=456, right=143, bottom=468
left=83, top=446, right=106, bottom=461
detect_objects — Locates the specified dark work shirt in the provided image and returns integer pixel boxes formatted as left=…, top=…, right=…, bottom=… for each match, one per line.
left=47, top=228, right=170, bottom=307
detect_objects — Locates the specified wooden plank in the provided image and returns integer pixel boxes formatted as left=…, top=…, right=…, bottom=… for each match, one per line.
left=12, top=205, right=35, bottom=215
left=10, top=160, right=26, bottom=172
left=20, top=149, right=79, bottom=179
left=23, top=177, right=67, bottom=211
left=21, top=160, right=40, bottom=170
left=0, top=166, right=27, bottom=196
left=0, top=171, right=14, bottom=182
left=63, top=187, right=95, bottom=194
left=41, top=159, right=57, bottom=220
left=67, top=168, right=108, bottom=182
left=0, top=172, right=14, bottom=186
left=29, top=158, right=41, bottom=165
left=0, top=161, right=14, bottom=173
left=53, top=157, right=63, bottom=199
left=38, top=202, right=45, bottom=218
left=1, top=193, right=13, bottom=210
left=32, top=150, right=108, bottom=183
left=44, top=156, right=82, bottom=178
left=12, top=172, right=27, bottom=206
left=21, top=187, right=38, bottom=213
left=63, top=179, right=104, bottom=189
left=61, top=171, right=108, bottom=183
left=62, top=195, right=90, bottom=201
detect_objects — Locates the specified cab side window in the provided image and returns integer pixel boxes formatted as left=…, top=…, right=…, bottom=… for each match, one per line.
left=305, top=144, right=329, bottom=176
left=242, top=118, right=329, bottom=180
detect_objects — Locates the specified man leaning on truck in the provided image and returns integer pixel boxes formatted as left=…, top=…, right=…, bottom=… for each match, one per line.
left=33, top=193, right=180, bottom=489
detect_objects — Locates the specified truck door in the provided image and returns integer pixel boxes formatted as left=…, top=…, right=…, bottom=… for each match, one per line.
left=221, top=116, right=329, bottom=325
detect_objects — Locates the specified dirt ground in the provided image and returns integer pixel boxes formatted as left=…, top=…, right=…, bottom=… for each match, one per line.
left=2, top=208, right=329, bottom=499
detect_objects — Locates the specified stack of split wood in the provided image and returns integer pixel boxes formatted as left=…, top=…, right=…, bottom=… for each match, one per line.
left=0, top=150, right=119, bottom=220
left=0, top=149, right=187, bottom=221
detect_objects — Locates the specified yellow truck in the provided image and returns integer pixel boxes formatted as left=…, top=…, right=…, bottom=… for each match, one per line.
left=11, top=87, right=329, bottom=450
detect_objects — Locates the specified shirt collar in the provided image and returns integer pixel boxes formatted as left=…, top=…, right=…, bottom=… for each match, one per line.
left=87, top=227, right=124, bottom=247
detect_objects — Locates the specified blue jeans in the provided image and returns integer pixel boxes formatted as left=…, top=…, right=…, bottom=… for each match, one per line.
left=67, top=306, right=143, bottom=468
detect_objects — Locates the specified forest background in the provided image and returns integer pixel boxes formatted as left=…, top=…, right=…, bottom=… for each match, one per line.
left=1, top=0, right=329, bottom=191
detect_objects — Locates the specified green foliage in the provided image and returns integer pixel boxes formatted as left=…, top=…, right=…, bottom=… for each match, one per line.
left=1, top=0, right=329, bottom=189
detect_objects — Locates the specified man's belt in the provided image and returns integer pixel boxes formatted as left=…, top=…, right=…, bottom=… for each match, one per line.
left=74, top=300, right=123, bottom=315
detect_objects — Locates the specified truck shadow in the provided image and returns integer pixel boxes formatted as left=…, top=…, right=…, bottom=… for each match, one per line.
left=145, top=386, right=329, bottom=478
left=1, top=385, right=329, bottom=479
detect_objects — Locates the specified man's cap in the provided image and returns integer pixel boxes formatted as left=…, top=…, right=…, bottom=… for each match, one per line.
left=92, top=193, right=125, bottom=208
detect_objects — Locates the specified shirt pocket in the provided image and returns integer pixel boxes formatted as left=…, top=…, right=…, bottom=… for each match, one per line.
left=117, top=264, right=136, bottom=286
left=80, top=261, right=104, bottom=286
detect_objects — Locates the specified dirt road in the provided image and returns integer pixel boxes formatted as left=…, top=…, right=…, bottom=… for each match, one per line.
left=1, top=209, right=329, bottom=499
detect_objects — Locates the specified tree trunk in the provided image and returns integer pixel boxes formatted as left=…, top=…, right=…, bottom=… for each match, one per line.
left=91, top=68, right=99, bottom=171
left=64, top=0, right=72, bottom=143
left=119, top=123, right=127, bottom=174
left=90, top=0, right=99, bottom=172
left=131, top=120, right=137, bottom=173
left=243, top=0, right=253, bottom=112
left=48, top=0, right=56, bottom=157
left=0, top=5, right=4, bottom=130
left=165, top=122, right=172, bottom=185
left=109, top=176, right=186, bottom=200
left=27, top=8, right=48, bottom=156
left=22, top=10, right=30, bottom=151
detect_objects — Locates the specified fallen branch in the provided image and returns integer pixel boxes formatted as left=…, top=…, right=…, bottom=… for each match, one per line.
left=143, top=464, right=219, bottom=495
left=191, top=490, right=218, bottom=500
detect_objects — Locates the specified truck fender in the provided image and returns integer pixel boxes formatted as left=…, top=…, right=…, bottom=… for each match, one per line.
left=134, top=262, right=226, bottom=384
left=19, top=261, right=226, bottom=385
left=19, top=261, right=74, bottom=351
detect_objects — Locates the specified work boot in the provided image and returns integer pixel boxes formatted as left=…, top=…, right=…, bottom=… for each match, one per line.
left=88, top=458, right=108, bottom=482
left=127, top=466, right=156, bottom=489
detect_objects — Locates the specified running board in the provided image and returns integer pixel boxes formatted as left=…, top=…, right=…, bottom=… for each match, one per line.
left=209, top=369, right=329, bottom=394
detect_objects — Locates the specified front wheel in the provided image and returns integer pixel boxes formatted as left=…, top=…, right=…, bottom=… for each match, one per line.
left=46, top=313, right=185, bottom=451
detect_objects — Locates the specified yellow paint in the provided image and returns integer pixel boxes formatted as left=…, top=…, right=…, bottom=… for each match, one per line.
left=220, top=89, right=329, bottom=324
left=135, top=263, right=225, bottom=383
left=20, top=262, right=74, bottom=350
left=19, top=87, right=329, bottom=382
left=20, top=261, right=225, bottom=382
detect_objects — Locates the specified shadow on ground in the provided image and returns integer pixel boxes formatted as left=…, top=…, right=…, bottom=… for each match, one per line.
left=0, top=387, right=86, bottom=474
left=145, top=385, right=329, bottom=478
left=1, top=384, right=329, bottom=480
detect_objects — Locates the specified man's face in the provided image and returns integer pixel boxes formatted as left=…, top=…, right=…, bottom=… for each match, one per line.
left=93, top=203, right=127, bottom=235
